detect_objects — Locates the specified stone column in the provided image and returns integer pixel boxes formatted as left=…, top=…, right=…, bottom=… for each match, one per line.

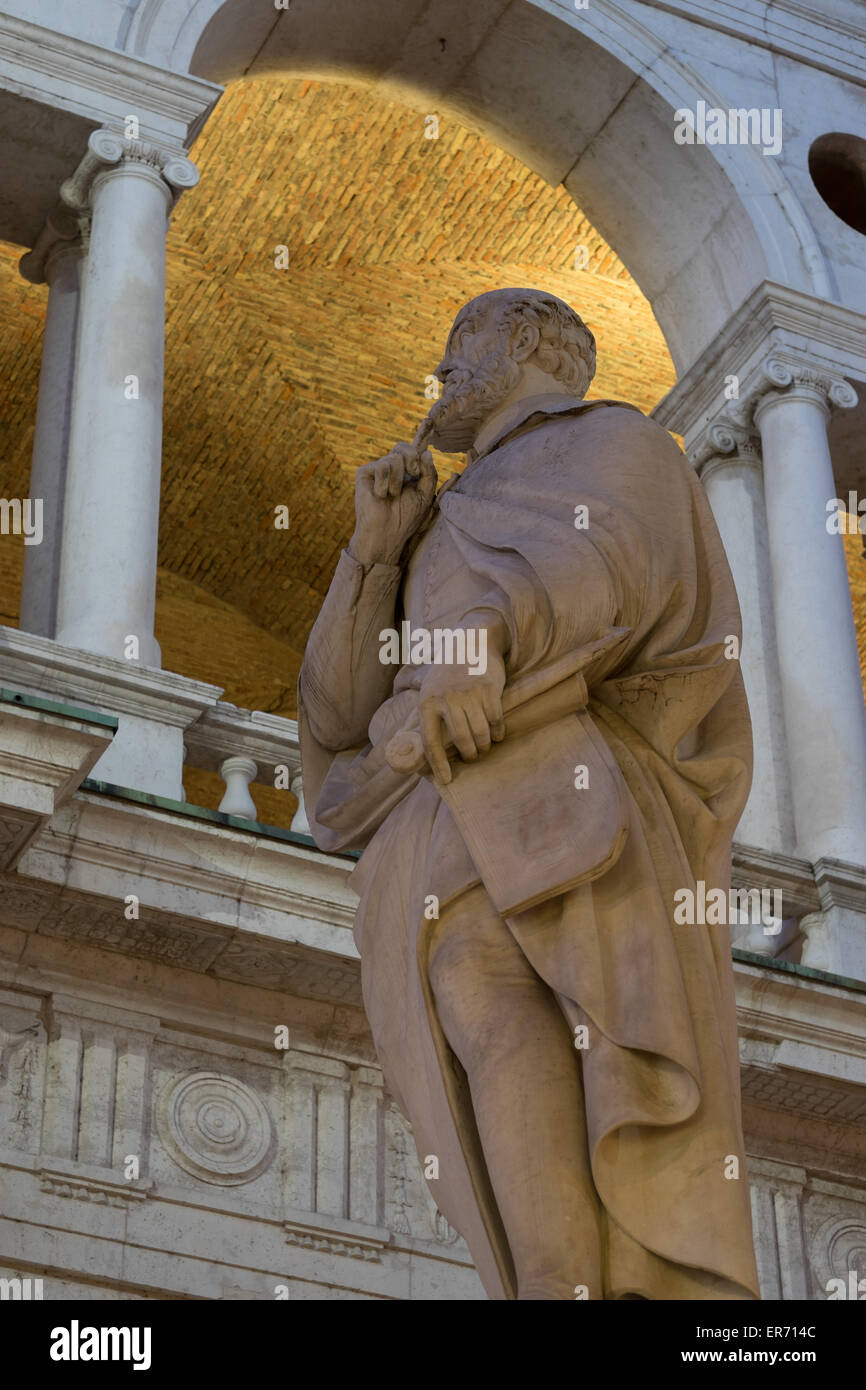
left=694, top=420, right=794, bottom=855
left=54, top=129, right=198, bottom=667
left=751, top=360, right=865, bottom=869
left=18, top=214, right=86, bottom=639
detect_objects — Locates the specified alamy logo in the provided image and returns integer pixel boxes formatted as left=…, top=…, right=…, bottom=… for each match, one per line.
left=674, top=881, right=782, bottom=931
left=826, top=1272, right=866, bottom=1300
left=50, top=1321, right=152, bottom=1371
left=0, top=498, right=43, bottom=545
left=379, top=623, right=488, bottom=675
left=0, top=1276, right=43, bottom=1299
left=826, top=494, right=866, bottom=534
left=674, top=101, right=782, bottom=156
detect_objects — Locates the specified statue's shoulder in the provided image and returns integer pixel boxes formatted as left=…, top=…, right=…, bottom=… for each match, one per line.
left=565, top=399, right=652, bottom=430
left=560, top=399, right=683, bottom=455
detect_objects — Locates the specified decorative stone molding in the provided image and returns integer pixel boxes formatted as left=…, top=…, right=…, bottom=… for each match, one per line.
left=0, top=1017, right=38, bottom=1080
left=727, top=355, right=858, bottom=430
left=746, top=1159, right=811, bottom=1298
left=691, top=415, right=762, bottom=475
left=0, top=693, right=115, bottom=869
left=623, top=0, right=866, bottom=83
left=18, top=206, right=86, bottom=285
left=689, top=355, right=857, bottom=475
left=735, top=956, right=866, bottom=1088
left=60, top=128, right=199, bottom=216
left=812, top=858, right=866, bottom=917
left=283, top=1211, right=387, bottom=1263
left=801, top=871, right=866, bottom=978
left=0, top=13, right=221, bottom=148
left=39, top=1167, right=151, bottom=1207
left=740, top=1066, right=866, bottom=1127
left=430, top=1205, right=460, bottom=1245
left=4, top=798, right=361, bottom=1000
left=0, top=813, right=39, bottom=873
left=155, top=1070, right=275, bottom=1186
left=815, top=1216, right=866, bottom=1289
left=0, top=628, right=223, bottom=730
left=731, top=841, right=820, bottom=918
left=654, top=282, right=866, bottom=451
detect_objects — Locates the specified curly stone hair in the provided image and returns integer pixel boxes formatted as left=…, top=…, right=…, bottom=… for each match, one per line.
left=455, top=288, right=597, bottom=398
left=501, top=290, right=597, bottom=396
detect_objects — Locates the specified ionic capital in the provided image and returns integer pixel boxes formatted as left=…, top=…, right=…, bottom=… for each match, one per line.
left=691, top=414, right=762, bottom=477
left=59, top=128, right=199, bottom=214
left=18, top=205, right=85, bottom=286
left=728, top=355, right=858, bottom=431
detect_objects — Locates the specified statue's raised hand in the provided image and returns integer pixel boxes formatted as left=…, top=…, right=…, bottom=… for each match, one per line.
left=348, top=442, right=438, bottom=568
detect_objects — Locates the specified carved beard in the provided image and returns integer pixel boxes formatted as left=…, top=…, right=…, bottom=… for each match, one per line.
left=421, top=349, right=523, bottom=453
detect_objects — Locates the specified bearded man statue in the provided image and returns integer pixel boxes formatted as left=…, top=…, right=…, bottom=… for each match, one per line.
left=298, top=287, right=760, bottom=1302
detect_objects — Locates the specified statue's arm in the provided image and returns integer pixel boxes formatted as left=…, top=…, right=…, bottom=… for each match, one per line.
left=301, top=442, right=438, bottom=751
left=299, top=548, right=403, bottom=751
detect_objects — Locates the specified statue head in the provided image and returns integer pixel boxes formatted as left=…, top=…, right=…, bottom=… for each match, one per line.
left=421, top=288, right=597, bottom=453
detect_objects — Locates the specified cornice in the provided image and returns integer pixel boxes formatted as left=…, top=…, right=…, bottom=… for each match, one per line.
left=0, top=627, right=223, bottom=729
left=654, top=281, right=866, bottom=448
left=732, top=840, right=821, bottom=917
left=815, top=857, right=866, bottom=916
left=734, top=955, right=866, bottom=1047
left=1, top=848, right=362, bottom=1005
left=23, top=792, right=359, bottom=936
left=0, top=13, right=220, bottom=146
left=637, top=0, right=866, bottom=86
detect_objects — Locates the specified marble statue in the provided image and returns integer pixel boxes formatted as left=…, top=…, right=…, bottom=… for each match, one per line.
left=299, top=287, right=760, bottom=1301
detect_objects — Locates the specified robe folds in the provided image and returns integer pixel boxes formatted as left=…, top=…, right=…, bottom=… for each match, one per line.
left=298, top=398, right=761, bottom=1300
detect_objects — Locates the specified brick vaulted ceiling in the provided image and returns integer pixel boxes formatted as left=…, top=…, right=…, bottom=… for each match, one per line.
left=1, top=77, right=864, bottom=739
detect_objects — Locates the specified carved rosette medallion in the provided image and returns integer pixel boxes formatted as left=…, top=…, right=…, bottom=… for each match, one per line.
left=818, top=1218, right=866, bottom=1288
left=156, top=1071, right=274, bottom=1185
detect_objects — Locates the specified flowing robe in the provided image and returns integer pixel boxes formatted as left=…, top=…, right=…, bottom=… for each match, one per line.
left=298, top=398, right=760, bottom=1300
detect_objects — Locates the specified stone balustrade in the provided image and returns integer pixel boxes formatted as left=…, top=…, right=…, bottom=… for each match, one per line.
left=183, top=700, right=309, bottom=833
left=0, top=625, right=309, bottom=834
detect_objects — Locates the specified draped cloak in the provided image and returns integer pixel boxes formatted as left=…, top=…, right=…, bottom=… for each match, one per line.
left=298, top=399, right=760, bottom=1300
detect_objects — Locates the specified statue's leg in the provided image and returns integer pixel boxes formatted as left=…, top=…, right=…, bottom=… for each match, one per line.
left=429, top=883, right=603, bottom=1301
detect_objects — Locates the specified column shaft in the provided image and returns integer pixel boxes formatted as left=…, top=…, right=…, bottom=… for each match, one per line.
left=19, top=240, right=84, bottom=638
left=56, top=147, right=176, bottom=665
left=756, top=387, right=866, bottom=865
left=700, top=451, right=794, bottom=853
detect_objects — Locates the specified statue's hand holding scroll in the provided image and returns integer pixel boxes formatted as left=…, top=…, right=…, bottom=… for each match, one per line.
left=348, top=442, right=437, bottom=568
left=417, top=641, right=507, bottom=785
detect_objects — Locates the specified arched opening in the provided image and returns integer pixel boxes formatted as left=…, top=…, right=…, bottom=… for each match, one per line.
left=130, top=0, right=787, bottom=374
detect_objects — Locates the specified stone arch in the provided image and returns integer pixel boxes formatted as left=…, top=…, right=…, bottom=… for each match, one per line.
left=124, top=0, right=830, bottom=373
